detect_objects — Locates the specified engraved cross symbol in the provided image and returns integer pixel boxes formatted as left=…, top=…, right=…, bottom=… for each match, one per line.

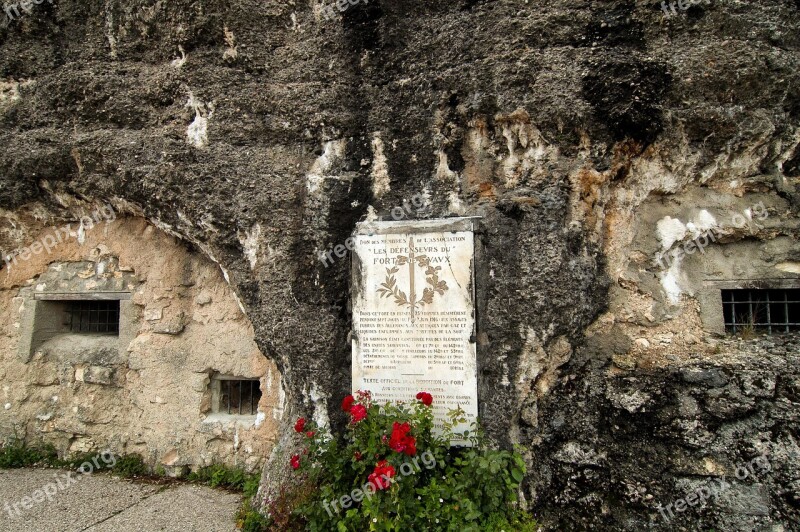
left=376, top=236, right=450, bottom=323
left=398, top=237, right=426, bottom=323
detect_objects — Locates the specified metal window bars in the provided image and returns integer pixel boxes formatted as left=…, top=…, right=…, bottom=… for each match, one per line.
left=220, top=380, right=262, bottom=416
left=66, top=300, right=120, bottom=335
left=722, top=289, right=800, bottom=335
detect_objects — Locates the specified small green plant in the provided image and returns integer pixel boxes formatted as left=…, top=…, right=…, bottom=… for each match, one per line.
left=188, top=464, right=260, bottom=497
left=237, top=499, right=274, bottom=532
left=111, top=454, right=148, bottom=478
left=243, top=475, right=261, bottom=499
left=739, top=321, right=756, bottom=340
left=278, top=390, right=536, bottom=531
left=0, top=441, right=57, bottom=468
left=259, top=478, right=314, bottom=531
left=0, top=441, right=144, bottom=478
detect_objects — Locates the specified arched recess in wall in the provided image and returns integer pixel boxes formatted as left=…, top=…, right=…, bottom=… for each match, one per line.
left=0, top=213, right=284, bottom=473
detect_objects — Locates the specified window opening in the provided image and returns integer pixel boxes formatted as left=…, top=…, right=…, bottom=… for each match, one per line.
left=722, top=289, right=800, bottom=334
left=66, top=300, right=120, bottom=335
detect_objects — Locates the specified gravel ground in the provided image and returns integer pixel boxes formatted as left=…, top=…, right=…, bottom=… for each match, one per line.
left=0, top=468, right=242, bottom=532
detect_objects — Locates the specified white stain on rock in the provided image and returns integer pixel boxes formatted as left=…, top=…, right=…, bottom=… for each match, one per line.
left=104, top=5, right=118, bottom=59
left=309, top=383, right=330, bottom=430
left=272, top=379, right=286, bottom=421
left=77, top=218, right=88, bottom=244
left=238, top=223, right=262, bottom=270
left=0, top=80, right=30, bottom=111
left=497, top=110, right=560, bottom=188
left=435, top=149, right=458, bottom=182
left=659, top=256, right=688, bottom=304
left=776, top=262, right=800, bottom=274
left=222, top=25, right=238, bottom=61
left=364, top=205, right=379, bottom=222
left=171, top=46, right=187, bottom=68
left=686, top=210, right=717, bottom=237
left=371, top=133, right=391, bottom=199
left=185, top=92, right=214, bottom=149
left=656, top=216, right=688, bottom=250
left=448, top=190, right=466, bottom=215
left=307, top=139, right=347, bottom=196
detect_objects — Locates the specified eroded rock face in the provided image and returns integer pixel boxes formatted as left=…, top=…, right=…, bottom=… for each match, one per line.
left=1, top=0, right=799, bottom=529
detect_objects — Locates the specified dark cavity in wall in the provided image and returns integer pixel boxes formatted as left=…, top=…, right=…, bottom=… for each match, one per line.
left=582, top=57, right=672, bottom=146
left=685, top=4, right=709, bottom=19
left=440, top=93, right=467, bottom=174
left=460, top=0, right=495, bottom=10
left=341, top=0, right=384, bottom=51
left=584, top=2, right=644, bottom=49
left=784, top=146, right=800, bottom=177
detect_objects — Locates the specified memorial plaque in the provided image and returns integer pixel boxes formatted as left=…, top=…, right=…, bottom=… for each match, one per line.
left=351, top=218, right=478, bottom=444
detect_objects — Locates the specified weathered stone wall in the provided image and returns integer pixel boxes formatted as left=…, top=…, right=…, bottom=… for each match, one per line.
left=533, top=336, right=800, bottom=530
left=1, top=0, right=799, bottom=528
left=0, top=215, right=282, bottom=473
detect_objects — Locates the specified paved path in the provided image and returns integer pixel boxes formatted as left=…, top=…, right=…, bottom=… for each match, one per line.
left=0, top=468, right=242, bottom=532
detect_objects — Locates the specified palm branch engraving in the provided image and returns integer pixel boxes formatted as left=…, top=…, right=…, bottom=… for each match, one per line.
left=376, top=237, right=449, bottom=322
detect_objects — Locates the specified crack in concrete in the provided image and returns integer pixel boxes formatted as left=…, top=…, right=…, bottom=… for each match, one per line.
left=80, top=484, right=170, bottom=531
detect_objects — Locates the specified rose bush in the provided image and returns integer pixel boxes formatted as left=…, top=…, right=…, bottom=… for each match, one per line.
left=276, top=390, right=537, bottom=531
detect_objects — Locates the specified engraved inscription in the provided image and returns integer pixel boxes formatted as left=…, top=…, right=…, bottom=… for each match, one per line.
left=352, top=221, right=478, bottom=444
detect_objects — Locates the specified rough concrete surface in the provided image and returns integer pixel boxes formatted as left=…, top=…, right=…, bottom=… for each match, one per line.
left=0, top=468, right=240, bottom=532
left=0, top=217, right=283, bottom=473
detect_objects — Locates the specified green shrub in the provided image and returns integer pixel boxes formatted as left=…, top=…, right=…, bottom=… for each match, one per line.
left=111, top=454, right=148, bottom=478
left=188, top=464, right=260, bottom=496
left=237, top=500, right=273, bottom=532
left=283, top=390, right=536, bottom=531
left=0, top=441, right=57, bottom=468
left=243, top=475, right=261, bottom=499
left=0, top=441, right=146, bottom=477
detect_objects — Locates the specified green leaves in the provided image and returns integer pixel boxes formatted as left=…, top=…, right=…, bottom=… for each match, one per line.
left=287, top=394, right=537, bottom=530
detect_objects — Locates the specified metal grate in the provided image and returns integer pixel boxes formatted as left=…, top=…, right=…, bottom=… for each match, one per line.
left=66, top=300, right=120, bottom=335
left=220, top=380, right=261, bottom=416
left=722, top=289, right=800, bottom=334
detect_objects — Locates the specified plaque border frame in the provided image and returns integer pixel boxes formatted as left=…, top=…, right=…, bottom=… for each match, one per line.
left=350, top=216, right=481, bottom=443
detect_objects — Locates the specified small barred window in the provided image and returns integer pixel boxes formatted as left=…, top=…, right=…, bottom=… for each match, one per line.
left=722, top=289, right=800, bottom=335
left=66, top=300, right=120, bottom=335
left=215, top=379, right=262, bottom=416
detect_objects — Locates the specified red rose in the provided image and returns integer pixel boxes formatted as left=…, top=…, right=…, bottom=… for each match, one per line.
left=306, top=431, right=315, bottom=438
left=350, top=404, right=367, bottom=423
left=342, top=395, right=355, bottom=412
left=290, top=455, right=301, bottom=470
left=416, top=392, right=433, bottom=406
left=354, top=451, right=362, bottom=461
left=368, top=460, right=396, bottom=491
left=294, top=418, right=306, bottom=433
left=389, top=422, right=417, bottom=456
left=389, top=422, right=410, bottom=451
left=406, top=438, right=417, bottom=456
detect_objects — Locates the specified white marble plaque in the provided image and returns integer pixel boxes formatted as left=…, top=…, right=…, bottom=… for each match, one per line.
left=352, top=218, right=478, bottom=444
